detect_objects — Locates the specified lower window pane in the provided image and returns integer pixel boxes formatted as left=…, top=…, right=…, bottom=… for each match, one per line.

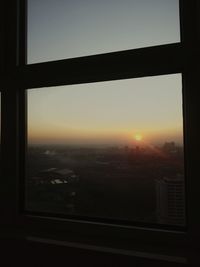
left=26, top=74, right=185, bottom=226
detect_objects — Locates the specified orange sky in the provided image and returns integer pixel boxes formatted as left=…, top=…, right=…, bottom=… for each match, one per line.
left=28, top=74, right=183, bottom=146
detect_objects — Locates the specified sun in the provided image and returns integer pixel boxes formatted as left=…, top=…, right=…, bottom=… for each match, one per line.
left=134, top=134, right=143, bottom=142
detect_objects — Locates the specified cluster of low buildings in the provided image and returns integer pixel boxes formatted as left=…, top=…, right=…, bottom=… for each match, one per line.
left=29, top=168, right=79, bottom=186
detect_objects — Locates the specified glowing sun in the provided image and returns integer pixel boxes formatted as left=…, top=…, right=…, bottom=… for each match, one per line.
left=134, top=134, right=143, bottom=141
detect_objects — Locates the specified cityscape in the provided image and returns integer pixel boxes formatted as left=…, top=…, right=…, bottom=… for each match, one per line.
left=0, top=75, right=186, bottom=226
left=26, top=75, right=185, bottom=227
left=26, top=141, right=185, bottom=226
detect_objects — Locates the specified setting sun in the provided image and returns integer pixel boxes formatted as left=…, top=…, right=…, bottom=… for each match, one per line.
left=134, top=134, right=143, bottom=142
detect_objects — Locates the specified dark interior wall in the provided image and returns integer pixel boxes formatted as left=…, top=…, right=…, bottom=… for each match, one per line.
left=1, top=239, right=187, bottom=267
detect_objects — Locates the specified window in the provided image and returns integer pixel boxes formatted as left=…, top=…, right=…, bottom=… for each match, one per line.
left=26, top=74, right=185, bottom=227
left=1, top=0, right=200, bottom=264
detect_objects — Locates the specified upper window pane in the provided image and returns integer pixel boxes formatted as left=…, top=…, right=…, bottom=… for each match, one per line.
left=28, top=0, right=180, bottom=64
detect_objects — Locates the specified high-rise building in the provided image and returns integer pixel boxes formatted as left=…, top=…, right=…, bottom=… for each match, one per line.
left=156, top=175, right=185, bottom=226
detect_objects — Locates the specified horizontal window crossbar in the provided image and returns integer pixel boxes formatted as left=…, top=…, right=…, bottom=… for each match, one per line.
left=2, top=43, right=183, bottom=90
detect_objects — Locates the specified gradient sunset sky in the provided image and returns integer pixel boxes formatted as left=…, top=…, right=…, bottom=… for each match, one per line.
left=28, top=74, right=183, bottom=146
left=27, top=0, right=182, bottom=146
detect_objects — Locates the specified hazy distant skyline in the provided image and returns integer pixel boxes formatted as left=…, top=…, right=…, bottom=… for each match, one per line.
left=28, top=74, right=183, bottom=146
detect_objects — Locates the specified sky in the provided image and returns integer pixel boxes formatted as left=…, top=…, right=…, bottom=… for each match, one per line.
left=28, top=74, right=184, bottom=146
left=27, top=0, right=182, bottom=146
left=28, top=0, right=180, bottom=63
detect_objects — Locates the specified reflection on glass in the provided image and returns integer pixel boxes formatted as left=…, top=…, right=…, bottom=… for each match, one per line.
left=26, top=74, right=185, bottom=226
left=28, top=0, right=180, bottom=64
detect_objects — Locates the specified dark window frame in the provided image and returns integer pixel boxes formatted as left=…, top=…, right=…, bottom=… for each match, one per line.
left=1, top=0, right=200, bottom=264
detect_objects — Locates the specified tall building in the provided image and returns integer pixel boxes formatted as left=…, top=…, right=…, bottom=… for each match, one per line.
left=156, top=175, right=185, bottom=226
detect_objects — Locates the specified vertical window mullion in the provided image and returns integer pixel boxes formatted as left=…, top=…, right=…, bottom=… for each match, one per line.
left=0, top=0, right=22, bottom=235
left=180, top=0, right=200, bottom=249
left=1, top=88, right=19, bottom=230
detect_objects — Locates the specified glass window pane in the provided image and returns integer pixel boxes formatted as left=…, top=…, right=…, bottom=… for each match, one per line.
left=26, top=74, right=185, bottom=227
left=28, top=0, right=180, bottom=64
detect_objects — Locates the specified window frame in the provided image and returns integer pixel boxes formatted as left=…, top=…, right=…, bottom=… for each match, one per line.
left=1, top=0, right=200, bottom=263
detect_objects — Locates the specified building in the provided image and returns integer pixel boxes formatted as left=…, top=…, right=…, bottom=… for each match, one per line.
left=156, top=176, right=185, bottom=226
